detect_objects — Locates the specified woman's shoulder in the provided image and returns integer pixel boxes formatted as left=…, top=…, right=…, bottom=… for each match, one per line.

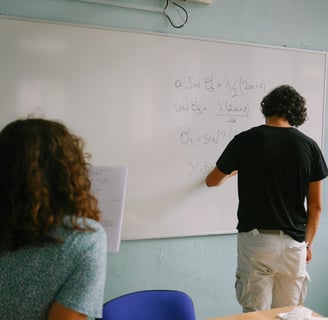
left=80, top=217, right=105, bottom=231
left=55, top=217, right=106, bottom=249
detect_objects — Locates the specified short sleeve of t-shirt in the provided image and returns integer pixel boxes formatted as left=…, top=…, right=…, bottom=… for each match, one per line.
left=310, top=142, right=328, bottom=181
left=216, top=134, right=242, bottom=174
left=55, top=223, right=107, bottom=318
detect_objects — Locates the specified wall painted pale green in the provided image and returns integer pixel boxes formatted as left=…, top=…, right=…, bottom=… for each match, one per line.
left=0, top=1, right=328, bottom=319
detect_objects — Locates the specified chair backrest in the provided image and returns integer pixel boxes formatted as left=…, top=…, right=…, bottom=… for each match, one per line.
left=98, top=289, right=196, bottom=320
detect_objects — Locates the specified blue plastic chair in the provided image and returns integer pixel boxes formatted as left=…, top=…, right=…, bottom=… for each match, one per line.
left=97, top=289, right=196, bottom=320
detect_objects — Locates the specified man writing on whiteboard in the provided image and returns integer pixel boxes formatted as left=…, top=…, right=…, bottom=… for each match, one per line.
left=205, top=85, right=328, bottom=312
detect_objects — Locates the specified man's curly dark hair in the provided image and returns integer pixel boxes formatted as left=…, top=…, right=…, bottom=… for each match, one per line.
left=261, top=85, right=307, bottom=127
left=0, top=118, right=102, bottom=251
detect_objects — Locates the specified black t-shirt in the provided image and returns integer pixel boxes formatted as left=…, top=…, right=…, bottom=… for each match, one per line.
left=216, top=125, right=328, bottom=242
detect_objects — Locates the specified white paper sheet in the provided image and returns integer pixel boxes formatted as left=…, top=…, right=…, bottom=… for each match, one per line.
left=90, top=166, right=128, bottom=252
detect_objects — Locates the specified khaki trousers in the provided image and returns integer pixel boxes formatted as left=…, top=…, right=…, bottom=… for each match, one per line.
left=236, top=229, right=309, bottom=312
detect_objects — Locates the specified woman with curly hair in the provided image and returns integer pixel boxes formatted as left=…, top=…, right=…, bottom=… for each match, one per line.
left=205, top=85, right=328, bottom=312
left=0, top=118, right=107, bottom=320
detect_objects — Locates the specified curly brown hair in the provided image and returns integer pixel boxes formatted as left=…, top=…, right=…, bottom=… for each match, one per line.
left=260, top=85, right=307, bottom=127
left=0, top=118, right=102, bottom=251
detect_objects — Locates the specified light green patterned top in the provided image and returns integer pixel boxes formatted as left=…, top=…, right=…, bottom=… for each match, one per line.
left=0, top=218, right=107, bottom=320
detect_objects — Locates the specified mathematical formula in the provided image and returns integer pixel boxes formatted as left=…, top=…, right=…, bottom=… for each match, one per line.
left=172, top=74, right=266, bottom=176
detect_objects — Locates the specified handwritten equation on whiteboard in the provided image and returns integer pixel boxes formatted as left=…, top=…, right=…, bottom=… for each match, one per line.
left=172, top=74, right=267, bottom=177
left=90, top=166, right=128, bottom=252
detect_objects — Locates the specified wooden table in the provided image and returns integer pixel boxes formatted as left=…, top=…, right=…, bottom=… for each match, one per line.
left=207, top=306, right=322, bottom=320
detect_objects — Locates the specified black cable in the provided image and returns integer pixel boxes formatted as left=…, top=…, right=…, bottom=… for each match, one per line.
left=164, top=0, right=188, bottom=28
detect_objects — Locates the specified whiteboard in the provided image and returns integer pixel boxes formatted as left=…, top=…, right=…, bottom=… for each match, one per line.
left=0, top=17, right=326, bottom=240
